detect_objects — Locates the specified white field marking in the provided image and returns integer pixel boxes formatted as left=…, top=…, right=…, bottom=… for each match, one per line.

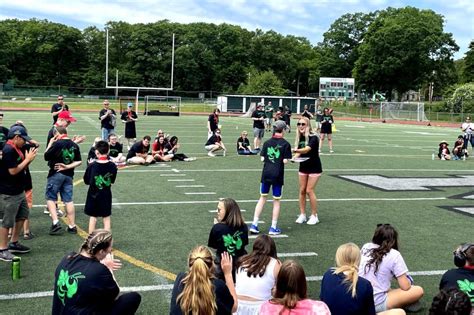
left=0, top=270, right=449, bottom=300
left=355, top=150, right=365, bottom=153
left=185, top=192, right=216, bottom=195
left=31, top=196, right=446, bottom=208
left=249, top=234, right=288, bottom=239
left=452, top=207, right=474, bottom=215
left=175, top=185, right=205, bottom=188
left=167, top=179, right=195, bottom=182
left=159, top=174, right=186, bottom=177
left=403, top=131, right=447, bottom=136
left=279, top=252, right=318, bottom=257
left=171, top=168, right=180, bottom=173
left=343, top=125, right=365, bottom=128
left=149, top=164, right=171, bottom=168
left=209, top=209, right=247, bottom=213
left=245, top=220, right=264, bottom=224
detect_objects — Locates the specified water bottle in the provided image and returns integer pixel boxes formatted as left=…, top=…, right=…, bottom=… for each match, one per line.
left=12, top=257, right=21, bottom=280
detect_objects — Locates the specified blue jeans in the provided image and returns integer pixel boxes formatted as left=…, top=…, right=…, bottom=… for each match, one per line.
left=102, top=128, right=115, bottom=140
left=45, top=172, right=73, bottom=203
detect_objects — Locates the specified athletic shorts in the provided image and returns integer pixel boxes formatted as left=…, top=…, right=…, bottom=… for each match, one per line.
left=298, top=172, right=322, bottom=178
left=205, top=145, right=216, bottom=151
left=260, top=182, right=283, bottom=199
left=253, top=128, right=265, bottom=139
left=0, top=192, right=29, bottom=228
left=45, top=172, right=74, bottom=203
left=374, top=297, right=388, bottom=313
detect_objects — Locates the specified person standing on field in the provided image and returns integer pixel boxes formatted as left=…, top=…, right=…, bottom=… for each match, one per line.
left=51, top=95, right=69, bottom=124
left=208, top=108, right=220, bottom=139
left=120, top=103, right=138, bottom=150
left=99, top=100, right=116, bottom=140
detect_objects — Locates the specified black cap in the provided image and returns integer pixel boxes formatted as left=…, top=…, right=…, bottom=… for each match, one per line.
left=8, top=125, right=31, bottom=141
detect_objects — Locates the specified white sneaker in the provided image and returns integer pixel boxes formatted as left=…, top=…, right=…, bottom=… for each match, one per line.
left=223, top=151, right=226, bottom=157
left=184, top=157, right=196, bottom=161
left=329, top=150, right=334, bottom=153
left=307, top=215, right=320, bottom=225
left=295, top=214, right=307, bottom=224
left=208, top=152, right=216, bottom=157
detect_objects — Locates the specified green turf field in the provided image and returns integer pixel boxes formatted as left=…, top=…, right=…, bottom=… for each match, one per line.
left=0, top=111, right=472, bottom=314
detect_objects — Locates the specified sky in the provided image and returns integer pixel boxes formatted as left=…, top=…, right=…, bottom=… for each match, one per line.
left=0, top=0, right=472, bottom=59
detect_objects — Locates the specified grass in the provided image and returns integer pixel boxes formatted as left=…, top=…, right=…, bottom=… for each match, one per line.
left=0, top=111, right=473, bottom=314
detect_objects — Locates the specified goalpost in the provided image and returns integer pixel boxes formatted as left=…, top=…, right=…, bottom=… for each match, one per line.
left=379, top=102, right=428, bottom=121
left=144, top=95, right=181, bottom=116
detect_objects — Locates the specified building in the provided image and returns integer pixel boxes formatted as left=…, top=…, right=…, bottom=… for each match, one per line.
left=217, top=95, right=317, bottom=114
left=319, top=77, right=355, bottom=100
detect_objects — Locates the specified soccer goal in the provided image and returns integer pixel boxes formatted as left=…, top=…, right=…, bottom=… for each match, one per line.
left=144, top=95, right=181, bottom=116
left=379, top=102, right=428, bottom=121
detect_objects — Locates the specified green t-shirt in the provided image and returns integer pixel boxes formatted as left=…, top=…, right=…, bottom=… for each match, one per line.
left=265, top=105, right=274, bottom=119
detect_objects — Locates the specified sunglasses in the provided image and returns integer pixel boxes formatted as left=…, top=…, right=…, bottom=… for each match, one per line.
left=297, top=123, right=306, bottom=126
left=58, top=98, right=64, bottom=101
left=377, top=223, right=391, bottom=227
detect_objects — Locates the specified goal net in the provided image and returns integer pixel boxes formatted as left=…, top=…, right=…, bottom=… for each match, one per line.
left=144, top=96, right=181, bottom=116
left=379, top=102, right=427, bottom=121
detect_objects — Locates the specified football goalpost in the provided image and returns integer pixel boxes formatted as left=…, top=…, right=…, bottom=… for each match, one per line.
left=379, top=102, right=428, bottom=121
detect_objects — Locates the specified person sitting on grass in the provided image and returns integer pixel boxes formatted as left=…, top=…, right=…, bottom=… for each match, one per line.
left=126, top=135, right=154, bottom=165
left=87, top=137, right=102, bottom=164
left=170, top=246, right=237, bottom=315
left=453, top=135, right=467, bottom=160
left=83, top=140, right=117, bottom=234
left=260, top=259, right=331, bottom=315
left=428, top=288, right=472, bottom=315
left=152, top=135, right=173, bottom=162
left=165, top=136, right=195, bottom=161
left=235, top=234, right=281, bottom=315
left=108, top=133, right=126, bottom=166
left=359, top=224, right=424, bottom=313
left=205, top=128, right=227, bottom=157
left=438, top=141, right=451, bottom=160
left=237, top=131, right=256, bottom=155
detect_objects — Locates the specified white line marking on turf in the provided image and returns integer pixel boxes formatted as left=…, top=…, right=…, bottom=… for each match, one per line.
left=175, top=185, right=205, bottom=188
left=167, top=179, right=195, bottom=182
left=245, top=220, right=264, bottom=224
left=171, top=168, right=180, bottom=173
left=0, top=269, right=449, bottom=300
left=159, top=174, right=186, bottom=177
left=249, top=234, right=288, bottom=239
left=31, top=197, right=447, bottom=208
left=185, top=192, right=216, bottom=195
left=279, top=252, right=318, bottom=257
left=209, top=209, right=247, bottom=213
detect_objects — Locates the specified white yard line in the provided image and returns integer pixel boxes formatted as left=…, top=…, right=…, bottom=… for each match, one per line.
left=167, top=179, right=195, bottom=182
left=159, top=174, right=186, bottom=177
left=175, top=185, right=205, bottom=188
left=279, top=252, right=318, bottom=257
left=249, top=234, right=288, bottom=239
left=185, top=192, right=216, bottom=195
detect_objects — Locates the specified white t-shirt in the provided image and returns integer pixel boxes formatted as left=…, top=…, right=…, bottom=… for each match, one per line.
left=235, top=257, right=278, bottom=301
left=358, top=243, right=409, bottom=306
left=462, top=122, right=473, bottom=135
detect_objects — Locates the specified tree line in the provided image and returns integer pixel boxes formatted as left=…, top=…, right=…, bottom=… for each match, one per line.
left=0, top=6, right=472, bottom=104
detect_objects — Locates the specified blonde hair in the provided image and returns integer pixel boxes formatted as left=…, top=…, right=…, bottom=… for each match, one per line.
left=177, top=246, right=217, bottom=315
left=294, top=117, right=311, bottom=149
left=333, top=243, right=360, bottom=298
left=79, top=229, right=113, bottom=257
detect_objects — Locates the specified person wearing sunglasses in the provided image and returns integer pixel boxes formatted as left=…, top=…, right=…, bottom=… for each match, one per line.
left=51, top=95, right=69, bottom=124
left=320, top=107, right=334, bottom=153
left=293, top=117, right=322, bottom=225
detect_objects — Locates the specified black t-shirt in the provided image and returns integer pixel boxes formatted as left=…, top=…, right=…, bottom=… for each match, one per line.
left=237, top=137, right=250, bottom=151
left=170, top=272, right=234, bottom=315
left=0, top=126, right=8, bottom=150
left=44, top=139, right=82, bottom=178
left=298, top=134, right=322, bottom=174
left=22, top=143, right=34, bottom=191
left=302, top=110, right=313, bottom=120
left=52, top=252, right=119, bottom=315
left=109, top=143, right=123, bottom=158
left=439, top=267, right=474, bottom=306
left=87, top=147, right=97, bottom=162
left=208, top=223, right=248, bottom=258
left=46, top=126, right=55, bottom=145
left=126, top=141, right=150, bottom=160
left=51, top=103, right=69, bottom=124
left=206, top=134, right=222, bottom=146
left=0, top=143, right=26, bottom=195
left=84, top=161, right=117, bottom=197
left=252, top=110, right=265, bottom=129
left=99, top=109, right=117, bottom=129
left=120, top=110, right=138, bottom=122
left=208, top=114, right=219, bottom=132
left=260, top=136, right=292, bottom=185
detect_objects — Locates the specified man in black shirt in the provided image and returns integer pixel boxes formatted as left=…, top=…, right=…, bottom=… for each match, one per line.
left=126, top=135, right=154, bottom=165
left=0, top=125, right=37, bottom=261
left=251, top=103, right=266, bottom=151
left=0, top=112, right=8, bottom=159
left=249, top=120, right=292, bottom=236
left=108, top=134, right=126, bottom=165
left=99, top=100, right=116, bottom=140
left=51, top=95, right=70, bottom=124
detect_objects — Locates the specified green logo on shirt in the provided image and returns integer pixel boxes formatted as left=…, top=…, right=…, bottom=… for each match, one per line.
left=267, top=146, right=281, bottom=163
left=56, top=269, right=85, bottom=305
left=222, top=231, right=243, bottom=255
left=61, top=147, right=75, bottom=164
left=457, top=279, right=474, bottom=303
left=94, top=173, right=113, bottom=189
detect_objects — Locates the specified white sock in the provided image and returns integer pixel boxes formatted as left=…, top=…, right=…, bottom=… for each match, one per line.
left=252, top=217, right=259, bottom=226
left=53, top=220, right=59, bottom=225
left=68, top=225, right=75, bottom=229
left=271, top=220, right=278, bottom=229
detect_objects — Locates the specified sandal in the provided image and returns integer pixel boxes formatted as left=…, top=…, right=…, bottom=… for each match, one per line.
left=23, top=232, right=35, bottom=240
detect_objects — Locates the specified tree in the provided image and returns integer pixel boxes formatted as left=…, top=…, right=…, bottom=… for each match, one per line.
left=353, top=7, right=459, bottom=99
left=463, top=40, right=474, bottom=83
left=447, top=83, right=474, bottom=113
left=238, top=70, right=286, bottom=95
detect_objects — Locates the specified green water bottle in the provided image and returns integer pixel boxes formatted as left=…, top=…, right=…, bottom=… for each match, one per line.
left=12, top=257, right=21, bottom=280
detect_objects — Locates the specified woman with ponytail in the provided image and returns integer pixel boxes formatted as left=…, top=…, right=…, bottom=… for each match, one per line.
left=170, top=246, right=237, bottom=315
left=52, top=229, right=141, bottom=314
left=260, top=260, right=330, bottom=315
left=321, top=243, right=394, bottom=315
left=359, top=224, right=424, bottom=313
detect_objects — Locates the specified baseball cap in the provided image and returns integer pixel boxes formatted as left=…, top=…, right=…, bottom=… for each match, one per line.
left=273, top=120, right=287, bottom=132
left=127, top=103, right=133, bottom=107
left=58, top=110, right=77, bottom=122
left=8, top=125, right=31, bottom=141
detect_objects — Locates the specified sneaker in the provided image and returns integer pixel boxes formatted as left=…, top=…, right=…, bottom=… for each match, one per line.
left=329, top=150, right=334, bottom=153
left=8, top=241, right=31, bottom=254
left=268, top=227, right=282, bottom=235
left=43, top=207, right=50, bottom=215
left=295, top=214, right=307, bottom=224
left=404, top=301, right=422, bottom=312
left=249, top=224, right=260, bottom=234
left=49, top=223, right=63, bottom=235
left=223, top=151, right=226, bottom=157
left=307, top=215, right=320, bottom=225
left=0, top=249, right=15, bottom=262
left=208, top=152, right=216, bottom=157
left=57, top=209, right=65, bottom=218
left=23, top=232, right=35, bottom=240
left=184, top=157, right=196, bottom=162
left=67, top=226, right=78, bottom=234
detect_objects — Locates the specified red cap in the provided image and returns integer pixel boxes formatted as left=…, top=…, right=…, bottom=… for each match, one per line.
left=58, top=111, right=77, bottom=122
